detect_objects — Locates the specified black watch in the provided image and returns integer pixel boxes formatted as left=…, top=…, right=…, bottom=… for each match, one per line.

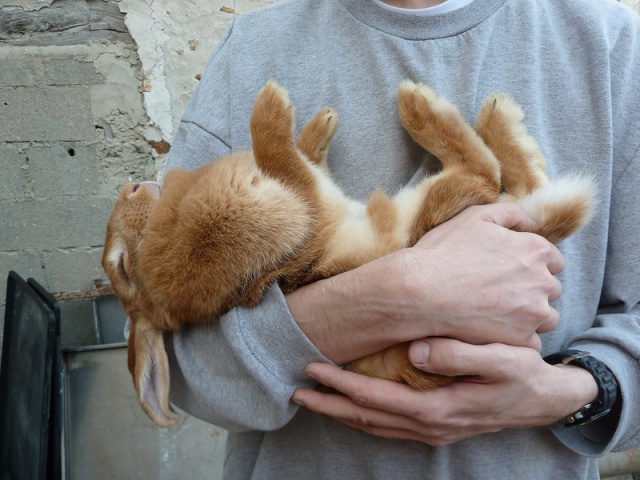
left=543, top=350, right=618, bottom=427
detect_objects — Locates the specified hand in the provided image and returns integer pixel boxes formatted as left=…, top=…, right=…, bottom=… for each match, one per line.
left=292, top=338, right=597, bottom=446
left=288, top=202, right=565, bottom=364
left=402, top=202, right=565, bottom=351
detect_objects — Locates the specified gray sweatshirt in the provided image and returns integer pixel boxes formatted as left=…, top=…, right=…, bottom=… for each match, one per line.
left=164, top=0, right=640, bottom=478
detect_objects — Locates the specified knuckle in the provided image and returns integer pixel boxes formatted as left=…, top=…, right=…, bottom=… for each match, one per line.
left=420, top=403, right=446, bottom=425
left=494, top=343, right=518, bottom=363
left=530, top=335, right=543, bottom=352
left=528, top=233, right=552, bottom=254
left=549, top=279, right=563, bottom=300
left=525, top=298, right=551, bottom=324
left=352, top=391, right=372, bottom=408
left=350, top=410, right=371, bottom=426
left=539, top=274, right=557, bottom=294
left=429, top=438, right=451, bottom=447
left=493, top=353, right=520, bottom=379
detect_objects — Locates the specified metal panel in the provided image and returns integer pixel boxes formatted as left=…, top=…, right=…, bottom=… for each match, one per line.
left=62, top=345, right=227, bottom=480
left=0, top=271, right=57, bottom=480
left=92, top=295, right=127, bottom=345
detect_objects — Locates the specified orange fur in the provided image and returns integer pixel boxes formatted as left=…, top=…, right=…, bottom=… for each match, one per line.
left=102, top=81, right=595, bottom=426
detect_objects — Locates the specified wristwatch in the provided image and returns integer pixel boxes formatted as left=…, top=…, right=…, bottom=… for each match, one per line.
left=543, top=350, right=618, bottom=427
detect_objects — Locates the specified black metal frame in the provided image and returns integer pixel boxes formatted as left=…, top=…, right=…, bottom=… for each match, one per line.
left=0, top=271, right=61, bottom=480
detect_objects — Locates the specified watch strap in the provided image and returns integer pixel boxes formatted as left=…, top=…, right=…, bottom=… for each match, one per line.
left=543, top=349, right=618, bottom=427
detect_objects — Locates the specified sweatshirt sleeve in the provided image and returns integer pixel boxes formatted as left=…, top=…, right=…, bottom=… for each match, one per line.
left=552, top=152, right=640, bottom=456
left=166, top=284, right=331, bottom=432
left=551, top=10, right=640, bottom=457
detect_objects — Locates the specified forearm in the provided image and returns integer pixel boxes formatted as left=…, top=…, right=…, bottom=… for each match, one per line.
left=288, top=203, right=565, bottom=364
left=542, top=363, right=600, bottom=424
left=287, top=249, right=426, bottom=365
left=552, top=319, right=640, bottom=455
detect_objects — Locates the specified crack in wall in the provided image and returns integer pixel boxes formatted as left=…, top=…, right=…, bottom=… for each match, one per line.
left=0, top=0, right=133, bottom=45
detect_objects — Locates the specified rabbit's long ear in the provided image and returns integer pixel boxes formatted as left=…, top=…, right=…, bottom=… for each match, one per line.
left=132, top=316, right=180, bottom=427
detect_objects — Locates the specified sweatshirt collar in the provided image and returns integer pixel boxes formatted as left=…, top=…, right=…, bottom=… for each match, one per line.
left=337, top=0, right=508, bottom=40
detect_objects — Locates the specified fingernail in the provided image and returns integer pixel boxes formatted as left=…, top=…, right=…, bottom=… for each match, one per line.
left=305, top=365, right=318, bottom=380
left=410, top=341, right=430, bottom=367
left=291, top=391, right=304, bottom=406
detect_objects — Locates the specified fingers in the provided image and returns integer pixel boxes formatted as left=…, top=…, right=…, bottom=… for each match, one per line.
left=291, top=362, right=507, bottom=447
left=466, top=202, right=538, bottom=232
left=460, top=203, right=567, bottom=275
left=522, top=332, right=542, bottom=352
left=537, top=307, right=560, bottom=335
left=294, top=363, right=418, bottom=416
left=545, top=242, right=565, bottom=276
left=500, top=214, right=565, bottom=337
left=548, top=275, right=563, bottom=302
left=408, top=338, right=525, bottom=379
left=292, top=363, right=448, bottom=443
left=293, top=386, right=405, bottom=427
left=292, top=385, right=442, bottom=444
left=522, top=230, right=565, bottom=276
left=477, top=203, right=566, bottom=266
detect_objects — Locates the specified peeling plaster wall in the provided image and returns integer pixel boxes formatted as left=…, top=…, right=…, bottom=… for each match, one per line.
left=0, top=0, right=283, bottom=385
left=116, top=0, right=279, bottom=175
left=625, top=0, right=640, bottom=12
left=0, top=1, right=157, bottom=353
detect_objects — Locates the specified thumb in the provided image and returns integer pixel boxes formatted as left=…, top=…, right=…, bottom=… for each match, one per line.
left=474, top=202, right=539, bottom=232
left=408, top=338, right=502, bottom=378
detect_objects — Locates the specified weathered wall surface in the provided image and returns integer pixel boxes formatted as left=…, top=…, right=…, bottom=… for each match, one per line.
left=3, top=0, right=636, bottom=348
left=0, top=0, right=276, bottom=350
left=625, top=0, right=640, bottom=11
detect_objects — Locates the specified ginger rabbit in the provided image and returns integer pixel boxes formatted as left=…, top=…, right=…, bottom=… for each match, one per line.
left=102, top=81, right=594, bottom=427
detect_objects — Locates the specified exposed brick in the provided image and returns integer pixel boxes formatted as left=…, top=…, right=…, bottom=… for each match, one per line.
left=0, top=86, right=94, bottom=141
left=27, top=144, right=99, bottom=197
left=0, top=197, right=113, bottom=251
left=0, top=146, right=26, bottom=199
left=44, top=58, right=104, bottom=86
left=43, top=248, right=105, bottom=292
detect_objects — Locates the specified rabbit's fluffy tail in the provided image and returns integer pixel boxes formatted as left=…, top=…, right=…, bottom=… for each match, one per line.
left=515, top=175, right=596, bottom=244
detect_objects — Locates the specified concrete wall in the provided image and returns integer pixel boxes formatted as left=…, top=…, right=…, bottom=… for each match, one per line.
left=0, top=0, right=276, bottom=350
